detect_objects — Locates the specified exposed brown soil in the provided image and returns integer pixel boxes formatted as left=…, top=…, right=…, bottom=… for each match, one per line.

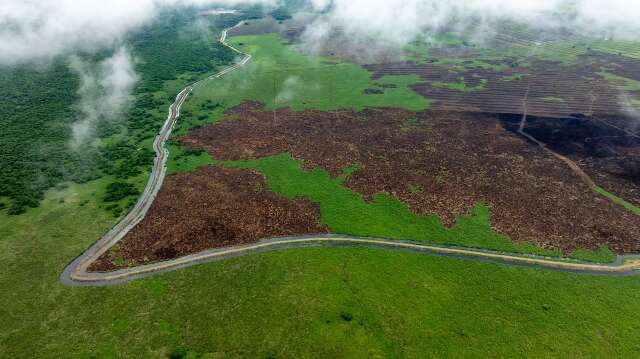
left=89, top=166, right=328, bottom=271
left=183, top=103, right=640, bottom=254
left=501, top=114, right=640, bottom=206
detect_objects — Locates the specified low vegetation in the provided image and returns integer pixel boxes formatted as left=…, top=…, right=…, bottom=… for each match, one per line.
left=1, top=186, right=640, bottom=357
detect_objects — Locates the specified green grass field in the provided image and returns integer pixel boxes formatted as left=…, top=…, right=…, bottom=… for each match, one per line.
left=178, top=33, right=429, bottom=131
left=2, top=187, right=640, bottom=358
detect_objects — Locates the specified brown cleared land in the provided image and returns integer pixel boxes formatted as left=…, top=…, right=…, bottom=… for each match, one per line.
left=183, top=103, right=640, bottom=254
left=89, top=166, right=327, bottom=271
left=365, top=55, right=640, bottom=118
left=501, top=114, right=640, bottom=206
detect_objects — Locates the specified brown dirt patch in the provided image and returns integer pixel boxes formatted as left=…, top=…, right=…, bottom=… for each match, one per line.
left=501, top=114, right=640, bottom=206
left=183, top=103, right=640, bottom=254
left=89, top=166, right=328, bottom=271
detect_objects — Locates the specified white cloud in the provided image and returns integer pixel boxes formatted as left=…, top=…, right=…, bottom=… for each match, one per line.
left=5, top=1, right=640, bottom=65
left=0, top=0, right=278, bottom=65
left=304, top=0, right=640, bottom=50
left=69, top=47, right=139, bottom=148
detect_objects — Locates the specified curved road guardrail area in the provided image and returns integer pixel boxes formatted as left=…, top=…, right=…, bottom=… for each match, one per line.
left=61, top=23, right=640, bottom=287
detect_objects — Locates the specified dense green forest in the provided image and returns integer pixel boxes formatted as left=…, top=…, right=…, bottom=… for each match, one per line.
left=0, top=7, right=259, bottom=215
left=0, top=62, right=87, bottom=214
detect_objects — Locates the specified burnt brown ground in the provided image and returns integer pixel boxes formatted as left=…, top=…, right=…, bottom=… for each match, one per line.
left=89, top=166, right=327, bottom=271
left=182, top=103, right=640, bottom=255
left=501, top=114, right=640, bottom=206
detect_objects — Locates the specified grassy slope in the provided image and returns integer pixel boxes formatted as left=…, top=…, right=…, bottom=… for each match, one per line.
left=2, top=192, right=640, bottom=358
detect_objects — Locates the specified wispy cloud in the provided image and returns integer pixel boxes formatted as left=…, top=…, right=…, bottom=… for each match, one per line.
left=69, top=47, right=138, bottom=148
left=303, top=0, right=640, bottom=51
left=0, top=0, right=278, bottom=65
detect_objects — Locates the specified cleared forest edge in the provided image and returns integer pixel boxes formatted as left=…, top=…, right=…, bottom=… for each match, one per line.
left=183, top=104, right=640, bottom=254
left=61, top=22, right=253, bottom=286
left=88, top=166, right=328, bottom=271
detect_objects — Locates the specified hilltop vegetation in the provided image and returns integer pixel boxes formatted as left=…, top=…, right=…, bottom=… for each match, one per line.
left=0, top=62, right=84, bottom=215
left=0, top=8, right=251, bottom=215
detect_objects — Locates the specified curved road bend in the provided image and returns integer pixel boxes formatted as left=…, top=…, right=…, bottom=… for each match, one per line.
left=62, top=22, right=251, bottom=285
left=62, top=26, right=640, bottom=287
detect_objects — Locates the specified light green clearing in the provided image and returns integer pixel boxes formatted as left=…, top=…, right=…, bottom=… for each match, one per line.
left=594, top=186, right=640, bottom=216
left=541, top=96, right=565, bottom=102
left=216, top=153, right=615, bottom=263
left=180, top=33, right=429, bottom=132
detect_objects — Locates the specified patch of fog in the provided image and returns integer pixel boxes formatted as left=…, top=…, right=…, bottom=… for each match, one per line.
left=275, top=76, right=302, bottom=104
left=300, top=0, right=640, bottom=60
left=0, top=0, right=277, bottom=65
left=69, top=47, right=138, bottom=149
left=619, top=93, right=640, bottom=134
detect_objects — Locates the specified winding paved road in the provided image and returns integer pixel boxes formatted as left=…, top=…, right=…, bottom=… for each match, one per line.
left=61, top=23, right=640, bottom=287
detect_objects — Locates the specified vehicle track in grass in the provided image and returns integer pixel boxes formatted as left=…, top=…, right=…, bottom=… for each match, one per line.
left=62, top=23, right=640, bottom=287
